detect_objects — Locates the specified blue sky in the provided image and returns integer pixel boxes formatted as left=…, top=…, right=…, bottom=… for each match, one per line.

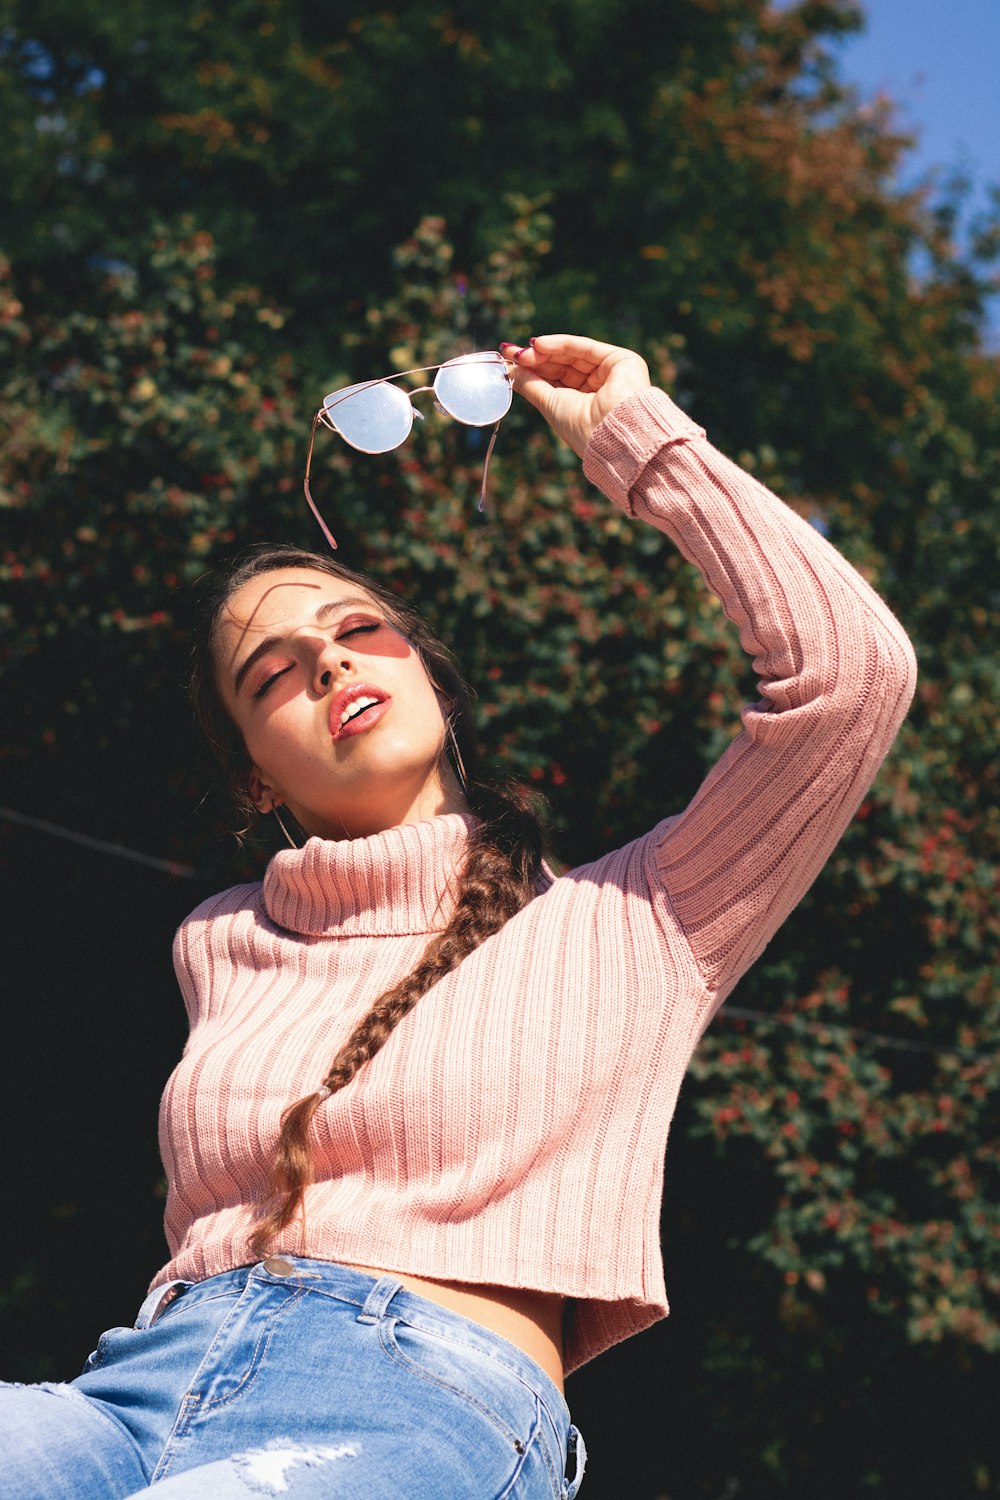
left=831, top=0, right=999, bottom=332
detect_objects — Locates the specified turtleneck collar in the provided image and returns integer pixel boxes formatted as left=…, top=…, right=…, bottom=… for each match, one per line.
left=262, top=813, right=477, bottom=939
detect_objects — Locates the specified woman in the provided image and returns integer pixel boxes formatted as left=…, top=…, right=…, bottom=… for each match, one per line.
left=0, top=335, right=916, bottom=1497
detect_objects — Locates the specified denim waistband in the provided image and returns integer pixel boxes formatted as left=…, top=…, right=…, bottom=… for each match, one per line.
left=141, top=1256, right=572, bottom=1431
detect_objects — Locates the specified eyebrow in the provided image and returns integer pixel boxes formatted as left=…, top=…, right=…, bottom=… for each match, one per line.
left=232, top=596, right=376, bottom=697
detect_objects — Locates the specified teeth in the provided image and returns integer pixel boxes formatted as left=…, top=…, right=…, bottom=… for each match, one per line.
left=340, top=695, right=379, bottom=727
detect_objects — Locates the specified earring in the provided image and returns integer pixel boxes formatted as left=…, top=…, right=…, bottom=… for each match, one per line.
left=445, top=718, right=470, bottom=799
left=273, top=804, right=307, bottom=850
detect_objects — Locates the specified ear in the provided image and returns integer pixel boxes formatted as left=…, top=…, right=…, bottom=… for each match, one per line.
left=247, top=767, right=280, bottom=814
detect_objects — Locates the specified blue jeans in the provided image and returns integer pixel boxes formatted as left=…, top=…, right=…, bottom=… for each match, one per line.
left=0, top=1257, right=585, bottom=1498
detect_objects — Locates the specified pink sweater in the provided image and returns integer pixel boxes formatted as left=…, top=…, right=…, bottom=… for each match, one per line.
left=154, top=390, right=917, bottom=1372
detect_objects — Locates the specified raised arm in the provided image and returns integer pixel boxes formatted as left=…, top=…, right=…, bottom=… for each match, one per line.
left=509, top=335, right=917, bottom=1004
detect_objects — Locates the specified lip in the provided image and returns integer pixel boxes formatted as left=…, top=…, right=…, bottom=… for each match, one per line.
left=329, top=683, right=391, bottom=741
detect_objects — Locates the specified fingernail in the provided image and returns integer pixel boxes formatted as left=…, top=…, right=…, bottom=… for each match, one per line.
left=499, top=341, right=525, bottom=356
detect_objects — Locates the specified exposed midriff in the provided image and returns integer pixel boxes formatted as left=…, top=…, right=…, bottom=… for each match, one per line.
left=345, top=1262, right=565, bottom=1391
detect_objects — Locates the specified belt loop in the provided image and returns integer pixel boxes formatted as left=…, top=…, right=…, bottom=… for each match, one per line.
left=356, top=1273, right=404, bottom=1325
left=563, top=1425, right=587, bottom=1499
left=134, top=1279, right=189, bottom=1330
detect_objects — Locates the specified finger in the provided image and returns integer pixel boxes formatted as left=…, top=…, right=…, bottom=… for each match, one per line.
left=511, top=343, right=608, bottom=387
left=507, top=347, right=607, bottom=395
left=524, top=333, right=626, bottom=365
left=511, top=359, right=591, bottom=395
left=509, top=362, right=561, bottom=409
left=512, top=339, right=640, bottom=397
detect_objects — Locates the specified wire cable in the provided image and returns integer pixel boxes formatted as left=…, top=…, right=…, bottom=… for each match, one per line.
left=719, top=1005, right=995, bottom=1066
left=2, top=808, right=994, bottom=1066
left=0, top=806, right=200, bottom=879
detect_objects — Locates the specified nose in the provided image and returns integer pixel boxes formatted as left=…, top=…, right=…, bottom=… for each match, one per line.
left=308, top=632, right=354, bottom=696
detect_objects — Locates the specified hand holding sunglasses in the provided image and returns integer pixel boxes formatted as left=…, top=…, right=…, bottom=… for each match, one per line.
left=303, top=351, right=514, bottom=549
left=501, top=335, right=652, bottom=459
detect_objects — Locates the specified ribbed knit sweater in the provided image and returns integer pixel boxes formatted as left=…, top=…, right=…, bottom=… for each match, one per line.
left=154, top=389, right=917, bottom=1372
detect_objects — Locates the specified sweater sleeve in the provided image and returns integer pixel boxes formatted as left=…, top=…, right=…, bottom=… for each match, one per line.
left=583, top=388, right=917, bottom=1006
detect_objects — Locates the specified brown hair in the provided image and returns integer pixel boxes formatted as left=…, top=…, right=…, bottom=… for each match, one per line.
left=191, top=544, right=544, bottom=1253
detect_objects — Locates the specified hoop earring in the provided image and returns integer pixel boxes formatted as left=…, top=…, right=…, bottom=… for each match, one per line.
left=445, top=718, right=470, bottom=799
left=273, top=804, right=307, bottom=850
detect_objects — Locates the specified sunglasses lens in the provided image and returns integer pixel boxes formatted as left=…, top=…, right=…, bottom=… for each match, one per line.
left=434, top=353, right=513, bottom=427
left=322, top=381, right=413, bottom=453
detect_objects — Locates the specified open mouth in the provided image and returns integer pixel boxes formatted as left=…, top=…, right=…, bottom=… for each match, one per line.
left=330, top=685, right=390, bottom=741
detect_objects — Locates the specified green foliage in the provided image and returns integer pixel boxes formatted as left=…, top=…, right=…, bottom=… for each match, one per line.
left=1, top=1, right=998, bottom=1494
left=690, top=980, right=998, bottom=1347
left=0, top=224, right=303, bottom=854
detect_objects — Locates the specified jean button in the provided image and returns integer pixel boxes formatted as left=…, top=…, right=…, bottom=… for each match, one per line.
left=264, top=1255, right=296, bottom=1276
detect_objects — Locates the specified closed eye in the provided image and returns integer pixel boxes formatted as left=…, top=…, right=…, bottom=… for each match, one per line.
left=252, top=664, right=294, bottom=700
left=337, top=621, right=381, bottom=640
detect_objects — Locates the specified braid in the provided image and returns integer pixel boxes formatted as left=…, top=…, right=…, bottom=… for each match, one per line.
left=249, top=778, right=543, bottom=1255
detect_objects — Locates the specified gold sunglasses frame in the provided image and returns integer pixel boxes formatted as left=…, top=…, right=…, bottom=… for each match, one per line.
left=303, top=352, right=515, bottom=550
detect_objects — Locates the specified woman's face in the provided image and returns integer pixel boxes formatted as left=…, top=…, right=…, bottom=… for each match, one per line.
left=215, top=567, right=468, bottom=840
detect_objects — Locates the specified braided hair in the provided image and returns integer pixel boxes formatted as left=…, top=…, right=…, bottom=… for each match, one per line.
left=190, top=544, right=545, bottom=1253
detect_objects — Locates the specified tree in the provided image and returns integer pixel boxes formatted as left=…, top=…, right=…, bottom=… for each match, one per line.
left=1, top=1, right=998, bottom=1494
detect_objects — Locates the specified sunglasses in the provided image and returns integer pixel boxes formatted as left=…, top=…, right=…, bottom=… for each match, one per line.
left=303, top=351, right=515, bottom=549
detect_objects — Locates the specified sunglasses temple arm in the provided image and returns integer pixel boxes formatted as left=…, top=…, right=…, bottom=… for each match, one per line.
left=477, top=420, right=502, bottom=514
left=303, top=411, right=339, bottom=550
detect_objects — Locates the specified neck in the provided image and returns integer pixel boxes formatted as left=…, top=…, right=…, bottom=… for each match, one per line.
left=289, top=765, right=471, bottom=843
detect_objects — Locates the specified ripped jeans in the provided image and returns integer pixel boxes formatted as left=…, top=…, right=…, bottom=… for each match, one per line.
left=0, top=1257, right=585, bottom=1498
